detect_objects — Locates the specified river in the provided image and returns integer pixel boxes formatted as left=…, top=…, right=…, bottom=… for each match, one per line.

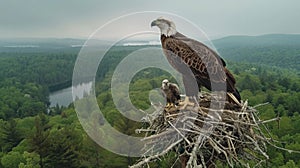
left=49, top=82, right=93, bottom=107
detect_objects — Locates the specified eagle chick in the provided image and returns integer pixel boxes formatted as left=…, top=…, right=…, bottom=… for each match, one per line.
left=161, top=79, right=181, bottom=107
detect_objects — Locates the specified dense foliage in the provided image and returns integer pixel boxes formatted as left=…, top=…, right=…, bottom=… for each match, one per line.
left=0, top=35, right=300, bottom=167
left=213, top=34, right=300, bottom=71
left=0, top=52, right=77, bottom=91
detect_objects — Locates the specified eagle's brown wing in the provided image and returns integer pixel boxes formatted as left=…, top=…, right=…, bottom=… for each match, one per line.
left=169, top=83, right=180, bottom=101
left=162, top=35, right=226, bottom=88
left=161, top=33, right=240, bottom=101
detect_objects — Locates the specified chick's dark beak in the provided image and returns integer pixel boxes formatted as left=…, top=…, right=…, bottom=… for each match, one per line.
left=151, top=20, right=157, bottom=27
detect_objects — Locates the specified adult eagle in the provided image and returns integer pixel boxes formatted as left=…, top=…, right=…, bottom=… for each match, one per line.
left=161, top=79, right=181, bottom=107
left=151, top=18, right=241, bottom=107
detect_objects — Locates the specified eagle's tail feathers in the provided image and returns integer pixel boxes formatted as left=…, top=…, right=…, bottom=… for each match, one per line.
left=233, top=88, right=241, bottom=102
left=227, top=92, right=242, bottom=106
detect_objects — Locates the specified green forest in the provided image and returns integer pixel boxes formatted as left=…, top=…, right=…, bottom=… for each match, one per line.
left=0, top=35, right=300, bottom=167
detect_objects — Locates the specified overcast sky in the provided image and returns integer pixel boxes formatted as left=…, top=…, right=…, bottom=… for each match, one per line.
left=1, top=0, right=299, bottom=39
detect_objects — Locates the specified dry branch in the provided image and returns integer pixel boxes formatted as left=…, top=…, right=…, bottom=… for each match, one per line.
left=129, top=92, right=294, bottom=168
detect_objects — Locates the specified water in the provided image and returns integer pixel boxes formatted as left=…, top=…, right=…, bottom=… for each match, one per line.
left=49, top=82, right=92, bottom=107
left=49, top=87, right=72, bottom=107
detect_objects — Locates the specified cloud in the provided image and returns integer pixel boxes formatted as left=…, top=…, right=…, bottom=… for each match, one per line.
left=0, top=0, right=299, bottom=38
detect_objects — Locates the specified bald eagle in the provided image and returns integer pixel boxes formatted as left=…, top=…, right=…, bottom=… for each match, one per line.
left=151, top=18, right=241, bottom=107
left=161, top=79, right=181, bottom=107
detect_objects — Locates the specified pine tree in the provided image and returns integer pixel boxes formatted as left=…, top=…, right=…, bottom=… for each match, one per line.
left=0, top=119, right=23, bottom=152
left=28, top=114, right=50, bottom=168
left=43, top=126, right=81, bottom=168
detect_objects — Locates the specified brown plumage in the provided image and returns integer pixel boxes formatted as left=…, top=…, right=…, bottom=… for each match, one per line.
left=151, top=18, right=241, bottom=102
left=161, top=79, right=181, bottom=106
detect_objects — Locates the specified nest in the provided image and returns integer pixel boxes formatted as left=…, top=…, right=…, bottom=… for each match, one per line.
left=130, top=92, right=282, bottom=168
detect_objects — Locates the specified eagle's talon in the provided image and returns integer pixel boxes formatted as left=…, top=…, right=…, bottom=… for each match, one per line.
left=165, top=102, right=175, bottom=108
left=165, top=103, right=170, bottom=108
left=179, top=96, right=195, bottom=110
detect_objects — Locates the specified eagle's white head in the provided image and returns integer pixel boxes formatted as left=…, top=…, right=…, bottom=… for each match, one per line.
left=151, top=17, right=177, bottom=37
left=162, top=79, right=169, bottom=90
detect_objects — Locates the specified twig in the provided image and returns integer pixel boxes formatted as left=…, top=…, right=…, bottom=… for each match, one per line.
left=130, top=92, right=298, bottom=168
left=259, top=117, right=280, bottom=124
left=129, top=139, right=183, bottom=168
left=168, top=121, right=191, bottom=145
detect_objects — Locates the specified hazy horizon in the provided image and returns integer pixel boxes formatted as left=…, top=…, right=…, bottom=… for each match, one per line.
left=1, top=0, right=300, bottom=40
left=0, top=33, right=300, bottom=42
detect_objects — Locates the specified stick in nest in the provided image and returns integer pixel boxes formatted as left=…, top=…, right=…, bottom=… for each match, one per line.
left=130, top=93, right=299, bottom=168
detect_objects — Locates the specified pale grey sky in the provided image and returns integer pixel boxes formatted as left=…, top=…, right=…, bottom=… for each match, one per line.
left=1, top=0, right=299, bottom=39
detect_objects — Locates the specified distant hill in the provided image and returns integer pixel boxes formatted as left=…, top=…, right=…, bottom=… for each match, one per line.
left=0, top=38, right=109, bottom=53
left=1, top=34, right=299, bottom=70
left=213, top=34, right=300, bottom=48
left=213, top=34, right=300, bottom=70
